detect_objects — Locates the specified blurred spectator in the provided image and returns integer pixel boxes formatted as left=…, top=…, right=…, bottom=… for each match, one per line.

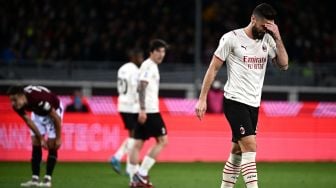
left=207, top=80, right=224, bottom=113
left=65, top=90, right=90, bottom=113
left=0, top=0, right=334, bottom=66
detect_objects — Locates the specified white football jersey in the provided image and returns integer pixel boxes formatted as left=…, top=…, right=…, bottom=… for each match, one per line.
left=117, top=62, right=140, bottom=113
left=214, top=28, right=277, bottom=107
left=138, top=58, right=160, bottom=113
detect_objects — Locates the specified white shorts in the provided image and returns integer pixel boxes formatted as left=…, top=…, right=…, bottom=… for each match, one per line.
left=30, top=103, right=64, bottom=139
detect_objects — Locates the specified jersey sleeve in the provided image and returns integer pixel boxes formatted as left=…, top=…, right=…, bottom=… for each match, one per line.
left=266, top=34, right=277, bottom=59
left=214, top=33, right=233, bottom=61
left=139, top=64, right=152, bottom=83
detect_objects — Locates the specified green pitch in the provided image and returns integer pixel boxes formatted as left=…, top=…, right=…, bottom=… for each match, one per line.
left=0, top=162, right=335, bottom=187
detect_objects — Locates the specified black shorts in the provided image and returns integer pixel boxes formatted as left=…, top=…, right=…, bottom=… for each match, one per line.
left=133, top=113, right=167, bottom=140
left=120, top=112, right=139, bottom=131
left=223, top=98, right=259, bottom=143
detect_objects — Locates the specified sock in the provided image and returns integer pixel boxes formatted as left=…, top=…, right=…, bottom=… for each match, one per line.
left=126, top=138, right=135, bottom=174
left=46, top=149, right=58, bottom=176
left=241, top=152, right=258, bottom=188
left=31, top=146, right=42, bottom=176
left=138, top=156, right=156, bottom=176
left=128, top=163, right=140, bottom=182
left=114, top=139, right=128, bottom=161
left=221, top=153, right=242, bottom=188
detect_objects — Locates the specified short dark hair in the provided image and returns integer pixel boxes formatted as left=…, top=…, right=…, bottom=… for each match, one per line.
left=7, top=85, right=25, bottom=95
left=253, top=3, right=277, bottom=20
left=127, top=48, right=143, bottom=58
left=149, top=39, right=168, bottom=52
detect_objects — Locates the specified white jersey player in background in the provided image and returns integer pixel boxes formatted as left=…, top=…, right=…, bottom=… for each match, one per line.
left=111, top=49, right=144, bottom=177
left=195, top=3, right=288, bottom=188
left=128, top=39, right=169, bottom=188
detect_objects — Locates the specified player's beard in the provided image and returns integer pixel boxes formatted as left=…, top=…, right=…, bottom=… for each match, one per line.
left=252, top=26, right=266, bottom=40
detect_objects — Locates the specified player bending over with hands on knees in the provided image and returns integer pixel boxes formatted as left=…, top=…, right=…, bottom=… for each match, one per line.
left=8, top=85, right=63, bottom=187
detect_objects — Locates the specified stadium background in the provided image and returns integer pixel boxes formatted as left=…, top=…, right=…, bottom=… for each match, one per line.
left=0, top=0, right=335, bottom=187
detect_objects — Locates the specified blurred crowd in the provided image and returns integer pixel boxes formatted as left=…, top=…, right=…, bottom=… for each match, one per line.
left=0, top=0, right=335, bottom=66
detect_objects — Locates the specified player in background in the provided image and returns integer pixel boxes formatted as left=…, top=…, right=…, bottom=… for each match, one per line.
left=128, top=39, right=169, bottom=188
left=111, top=49, right=144, bottom=177
left=195, top=3, right=288, bottom=188
left=7, top=85, right=63, bottom=187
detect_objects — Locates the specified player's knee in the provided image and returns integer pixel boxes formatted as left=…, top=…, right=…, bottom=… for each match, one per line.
left=157, top=137, right=168, bottom=147
left=238, top=135, right=257, bottom=152
left=133, top=140, right=144, bottom=150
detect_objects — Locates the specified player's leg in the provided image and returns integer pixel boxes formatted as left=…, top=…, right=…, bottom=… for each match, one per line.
left=36, top=138, right=58, bottom=188
left=223, top=98, right=258, bottom=188
left=39, top=107, right=63, bottom=187
left=125, top=129, right=136, bottom=175
left=112, top=113, right=137, bottom=174
left=21, top=113, right=45, bottom=187
left=238, top=135, right=258, bottom=188
left=20, top=136, right=42, bottom=187
left=111, top=139, right=128, bottom=174
left=129, top=139, right=144, bottom=186
left=221, top=142, right=242, bottom=188
left=238, top=106, right=259, bottom=188
left=138, top=135, right=168, bottom=177
left=133, top=113, right=167, bottom=187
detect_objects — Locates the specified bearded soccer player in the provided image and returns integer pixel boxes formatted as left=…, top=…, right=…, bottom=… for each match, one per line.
left=7, top=85, right=63, bottom=187
left=195, top=3, right=288, bottom=188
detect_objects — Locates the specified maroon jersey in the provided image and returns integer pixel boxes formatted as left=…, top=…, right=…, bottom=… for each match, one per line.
left=15, top=85, right=60, bottom=116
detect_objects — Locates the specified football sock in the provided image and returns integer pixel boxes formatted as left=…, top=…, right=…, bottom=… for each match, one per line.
left=221, top=153, right=242, bottom=188
left=127, top=138, right=135, bottom=152
left=138, top=156, right=156, bottom=176
left=128, top=163, right=140, bottom=182
left=46, top=149, right=58, bottom=176
left=31, top=145, right=42, bottom=176
left=114, top=139, right=128, bottom=161
left=241, top=152, right=258, bottom=188
left=126, top=138, right=135, bottom=174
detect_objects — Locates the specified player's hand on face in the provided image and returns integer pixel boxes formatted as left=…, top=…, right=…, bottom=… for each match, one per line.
left=195, top=100, right=207, bottom=121
left=138, top=110, right=147, bottom=125
left=264, top=22, right=281, bottom=40
left=55, top=138, right=62, bottom=149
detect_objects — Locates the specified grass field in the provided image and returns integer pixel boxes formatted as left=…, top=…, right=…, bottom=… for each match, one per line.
left=0, top=162, right=336, bottom=188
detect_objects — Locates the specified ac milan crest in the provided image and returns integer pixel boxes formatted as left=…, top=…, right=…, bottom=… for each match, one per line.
left=240, top=126, right=245, bottom=135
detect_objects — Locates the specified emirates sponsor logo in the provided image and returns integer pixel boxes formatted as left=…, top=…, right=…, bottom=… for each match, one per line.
left=243, top=56, right=266, bottom=70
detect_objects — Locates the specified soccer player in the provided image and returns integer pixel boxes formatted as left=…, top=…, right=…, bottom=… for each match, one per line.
left=195, top=3, right=288, bottom=188
left=111, top=49, right=144, bottom=176
left=7, top=85, right=63, bottom=187
left=128, top=39, right=169, bottom=188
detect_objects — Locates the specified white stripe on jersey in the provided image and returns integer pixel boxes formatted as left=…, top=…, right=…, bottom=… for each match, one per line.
left=117, top=62, right=140, bottom=113
left=138, top=58, right=160, bottom=113
left=214, top=28, right=276, bottom=107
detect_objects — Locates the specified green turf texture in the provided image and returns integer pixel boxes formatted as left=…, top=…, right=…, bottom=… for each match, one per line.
left=0, top=162, right=335, bottom=187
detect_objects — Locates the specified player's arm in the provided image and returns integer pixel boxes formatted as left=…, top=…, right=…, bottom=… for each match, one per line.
left=195, top=55, right=223, bottom=120
left=20, top=113, right=47, bottom=149
left=265, top=22, right=289, bottom=71
left=138, top=80, right=148, bottom=124
left=49, top=108, right=62, bottom=149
